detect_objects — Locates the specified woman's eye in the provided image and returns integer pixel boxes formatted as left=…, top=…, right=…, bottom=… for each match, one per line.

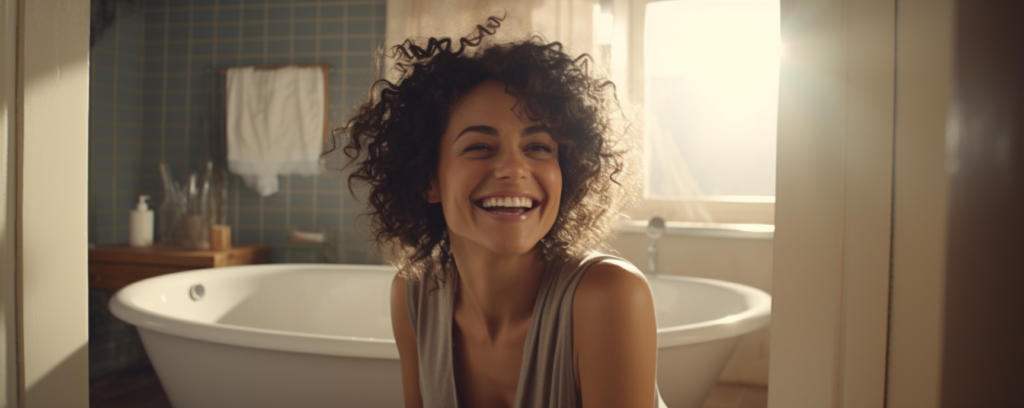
left=463, top=144, right=492, bottom=153
left=526, top=144, right=554, bottom=153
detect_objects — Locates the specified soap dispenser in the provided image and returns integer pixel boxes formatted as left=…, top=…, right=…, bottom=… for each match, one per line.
left=130, top=195, right=154, bottom=247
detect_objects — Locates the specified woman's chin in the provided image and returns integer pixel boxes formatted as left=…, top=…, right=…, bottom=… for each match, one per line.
left=447, top=227, right=549, bottom=259
left=480, top=239, right=543, bottom=258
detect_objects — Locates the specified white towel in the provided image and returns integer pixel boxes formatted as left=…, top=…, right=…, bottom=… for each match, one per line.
left=226, top=66, right=325, bottom=197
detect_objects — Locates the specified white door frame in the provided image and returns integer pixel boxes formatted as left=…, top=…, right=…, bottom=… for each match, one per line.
left=769, top=0, right=896, bottom=406
left=3, top=0, right=90, bottom=406
left=770, top=0, right=954, bottom=407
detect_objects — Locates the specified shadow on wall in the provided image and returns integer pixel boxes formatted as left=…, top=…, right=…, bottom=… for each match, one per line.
left=25, top=344, right=90, bottom=407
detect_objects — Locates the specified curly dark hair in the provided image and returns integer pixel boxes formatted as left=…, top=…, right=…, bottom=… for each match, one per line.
left=329, top=16, right=637, bottom=283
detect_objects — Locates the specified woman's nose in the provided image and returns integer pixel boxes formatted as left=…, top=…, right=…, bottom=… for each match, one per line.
left=493, top=148, right=529, bottom=180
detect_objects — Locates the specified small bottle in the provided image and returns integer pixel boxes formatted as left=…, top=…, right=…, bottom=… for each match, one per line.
left=130, top=195, right=154, bottom=247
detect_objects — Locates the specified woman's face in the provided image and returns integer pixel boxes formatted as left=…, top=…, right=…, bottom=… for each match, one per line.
left=425, top=80, right=562, bottom=257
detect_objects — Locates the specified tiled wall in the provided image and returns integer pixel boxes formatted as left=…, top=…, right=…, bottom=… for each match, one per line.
left=90, top=4, right=146, bottom=246
left=89, top=0, right=386, bottom=264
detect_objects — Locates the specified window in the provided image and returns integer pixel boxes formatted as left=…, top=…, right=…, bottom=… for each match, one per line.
left=613, top=0, right=781, bottom=224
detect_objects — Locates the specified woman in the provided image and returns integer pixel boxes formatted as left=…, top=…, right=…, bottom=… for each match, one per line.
left=335, top=17, right=662, bottom=408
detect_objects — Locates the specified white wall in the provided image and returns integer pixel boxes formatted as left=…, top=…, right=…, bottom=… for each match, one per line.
left=769, top=0, right=896, bottom=406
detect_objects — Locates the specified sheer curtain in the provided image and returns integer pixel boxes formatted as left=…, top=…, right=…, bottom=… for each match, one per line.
left=384, top=0, right=597, bottom=72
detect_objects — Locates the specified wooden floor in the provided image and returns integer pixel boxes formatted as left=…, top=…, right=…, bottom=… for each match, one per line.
left=90, top=366, right=171, bottom=408
left=702, top=382, right=768, bottom=408
left=91, top=366, right=767, bottom=408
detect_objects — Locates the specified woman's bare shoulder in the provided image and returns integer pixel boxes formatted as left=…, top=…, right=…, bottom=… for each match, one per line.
left=392, top=274, right=408, bottom=299
left=572, top=257, right=658, bottom=407
left=573, top=257, right=656, bottom=336
left=574, top=258, right=651, bottom=308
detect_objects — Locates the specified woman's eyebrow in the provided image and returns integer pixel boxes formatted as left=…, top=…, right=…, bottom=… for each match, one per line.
left=454, top=125, right=550, bottom=141
left=455, top=125, right=498, bottom=140
left=522, top=125, right=550, bottom=136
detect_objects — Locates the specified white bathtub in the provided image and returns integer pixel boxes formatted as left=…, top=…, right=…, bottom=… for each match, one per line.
left=110, top=264, right=770, bottom=408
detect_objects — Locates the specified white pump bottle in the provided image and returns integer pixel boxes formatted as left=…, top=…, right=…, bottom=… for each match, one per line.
left=130, top=195, right=154, bottom=247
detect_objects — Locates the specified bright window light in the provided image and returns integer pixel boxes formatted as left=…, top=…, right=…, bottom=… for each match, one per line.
left=644, top=0, right=781, bottom=199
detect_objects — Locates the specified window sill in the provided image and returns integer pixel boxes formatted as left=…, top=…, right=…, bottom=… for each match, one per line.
left=615, top=220, right=775, bottom=240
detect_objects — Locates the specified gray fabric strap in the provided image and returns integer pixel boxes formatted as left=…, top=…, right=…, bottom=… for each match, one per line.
left=407, top=274, right=458, bottom=408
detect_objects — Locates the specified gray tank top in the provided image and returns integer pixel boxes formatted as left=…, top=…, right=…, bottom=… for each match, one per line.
left=405, top=251, right=663, bottom=408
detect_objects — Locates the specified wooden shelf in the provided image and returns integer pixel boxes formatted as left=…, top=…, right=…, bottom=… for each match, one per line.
left=89, top=244, right=270, bottom=291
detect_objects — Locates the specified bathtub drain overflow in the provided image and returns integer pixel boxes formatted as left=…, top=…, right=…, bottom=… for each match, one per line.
left=189, top=284, right=205, bottom=301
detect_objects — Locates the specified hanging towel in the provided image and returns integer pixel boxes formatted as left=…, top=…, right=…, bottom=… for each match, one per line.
left=226, top=65, right=325, bottom=197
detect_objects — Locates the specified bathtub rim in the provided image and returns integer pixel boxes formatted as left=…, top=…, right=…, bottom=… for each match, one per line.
left=110, top=264, right=401, bottom=359
left=109, top=264, right=770, bottom=360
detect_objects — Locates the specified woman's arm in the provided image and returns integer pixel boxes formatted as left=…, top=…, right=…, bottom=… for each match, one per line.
left=573, top=259, right=659, bottom=408
left=391, top=275, right=424, bottom=408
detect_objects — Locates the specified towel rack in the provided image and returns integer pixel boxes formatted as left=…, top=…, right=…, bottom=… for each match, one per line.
left=215, top=64, right=332, bottom=145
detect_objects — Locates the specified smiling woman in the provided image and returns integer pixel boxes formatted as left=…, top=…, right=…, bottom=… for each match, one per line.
left=424, top=81, right=563, bottom=258
left=332, top=16, right=637, bottom=282
left=328, top=16, right=662, bottom=408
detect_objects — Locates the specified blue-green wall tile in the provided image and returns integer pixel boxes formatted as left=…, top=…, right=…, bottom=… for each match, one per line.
left=293, top=23, right=315, bottom=36
left=292, top=38, right=315, bottom=53
left=267, top=39, right=290, bottom=54
left=193, top=9, right=215, bottom=23
left=166, top=43, right=188, bottom=57
left=267, top=22, right=290, bottom=37
left=263, top=192, right=287, bottom=208
left=238, top=208, right=260, bottom=227
left=290, top=193, right=313, bottom=209
left=317, top=211, right=339, bottom=228
left=346, top=20, right=372, bottom=35
left=289, top=211, right=313, bottom=228
left=218, top=8, right=240, bottom=21
left=241, top=39, right=263, bottom=54
left=322, top=5, right=345, bottom=18
left=168, top=26, right=190, bottom=41
left=145, top=9, right=166, bottom=25
left=242, top=7, right=266, bottom=21
left=267, top=6, right=292, bottom=19
left=263, top=227, right=288, bottom=244
left=192, top=26, right=215, bottom=40
left=242, top=23, right=264, bottom=37
left=218, top=40, right=241, bottom=55
left=168, top=10, right=190, bottom=24
left=293, top=6, right=317, bottom=19
left=289, top=175, right=314, bottom=190
left=349, top=4, right=372, bottom=18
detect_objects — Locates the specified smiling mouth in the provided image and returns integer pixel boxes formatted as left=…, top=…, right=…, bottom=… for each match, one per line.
left=475, top=197, right=540, bottom=216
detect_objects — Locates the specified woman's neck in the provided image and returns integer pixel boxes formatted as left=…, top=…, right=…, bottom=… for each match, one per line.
left=449, top=237, right=546, bottom=340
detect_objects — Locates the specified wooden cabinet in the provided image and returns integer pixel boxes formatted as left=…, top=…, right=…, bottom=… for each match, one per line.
left=89, top=244, right=271, bottom=291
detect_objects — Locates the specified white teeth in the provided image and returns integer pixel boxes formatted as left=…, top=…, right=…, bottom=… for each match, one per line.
left=481, top=197, right=534, bottom=208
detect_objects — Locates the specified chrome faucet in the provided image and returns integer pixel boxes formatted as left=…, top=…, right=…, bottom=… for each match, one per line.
left=646, top=216, right=666, bottom=275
